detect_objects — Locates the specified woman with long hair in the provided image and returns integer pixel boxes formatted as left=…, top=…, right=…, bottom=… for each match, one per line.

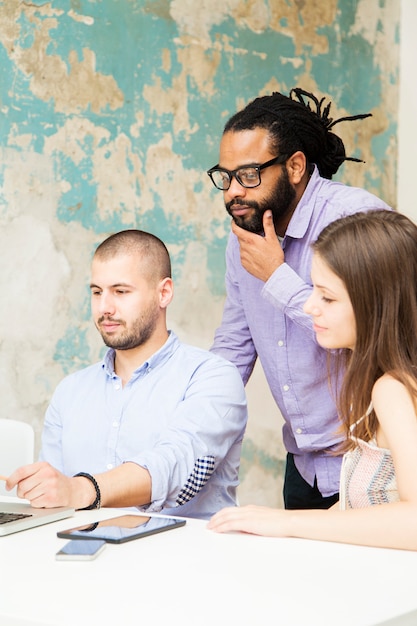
left=208, top=209, right=417, bottom=550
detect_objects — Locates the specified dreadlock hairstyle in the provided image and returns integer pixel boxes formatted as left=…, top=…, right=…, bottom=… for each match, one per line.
left=223, top=88, right=371, bottom=179
left=312, top=210, right=417, bottom=450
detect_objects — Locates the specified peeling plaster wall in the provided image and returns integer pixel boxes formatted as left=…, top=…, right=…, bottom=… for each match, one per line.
left=0, top=0, right=399, bottom=507
left=398, top=0, right=417, bottom=221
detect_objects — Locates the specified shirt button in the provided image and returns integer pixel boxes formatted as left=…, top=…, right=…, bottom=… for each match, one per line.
left=283, top=384, right=289, bottom=391
left=107, top=463, right=113, bottom=470
left=112, top=421, right=119, bottom=428
left=114, top=383, right=121, bottom=390
left=278, top=340, right=284, bottom=346
left=296, top=428, right=303, bottom=434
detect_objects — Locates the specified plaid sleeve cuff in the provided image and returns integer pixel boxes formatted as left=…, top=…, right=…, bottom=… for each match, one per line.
left=175, top=455, right=215, bottom=506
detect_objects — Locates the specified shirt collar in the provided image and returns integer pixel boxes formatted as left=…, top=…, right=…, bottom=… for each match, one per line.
left=101, top=330, right=179, bottom=378
left=284, top=164, right=322, bottom=240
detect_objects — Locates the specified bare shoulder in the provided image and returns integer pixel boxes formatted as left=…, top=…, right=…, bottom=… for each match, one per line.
left=370, top=374, right=417, bottom=454
left=372, top=372, right=417, bottom=399
left=372, top=373, right=417, bottom=425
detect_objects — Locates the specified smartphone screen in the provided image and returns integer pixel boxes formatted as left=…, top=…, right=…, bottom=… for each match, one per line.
left=56, top=539, right=106, bottom=561
left=57, top=514, right=186, bottom=544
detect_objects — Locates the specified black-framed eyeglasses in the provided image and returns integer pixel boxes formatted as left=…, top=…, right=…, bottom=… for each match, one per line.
left=206, top=154, right=288, bottom=191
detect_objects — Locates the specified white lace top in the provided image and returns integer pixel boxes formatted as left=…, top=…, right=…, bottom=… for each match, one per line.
left=339, top=434, right=399, bottom=509
left=339, top=403, right=400, bottom=509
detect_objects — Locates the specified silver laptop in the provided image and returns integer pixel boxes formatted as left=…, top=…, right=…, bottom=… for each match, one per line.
left=0, top=501, right=74, bottom=536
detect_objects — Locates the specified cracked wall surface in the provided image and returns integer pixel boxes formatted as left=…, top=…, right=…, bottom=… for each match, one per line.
left=0, top=0, right=400, bottom=506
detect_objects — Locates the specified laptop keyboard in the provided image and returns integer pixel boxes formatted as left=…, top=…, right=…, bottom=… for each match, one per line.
left=0, top=512, right=32, bottom=525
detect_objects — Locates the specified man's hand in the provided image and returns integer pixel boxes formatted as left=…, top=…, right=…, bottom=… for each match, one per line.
left=6, top=461, right=152, bottom=510
left=6, top=462, right=94, bottom=509
left=231, top=210, right=284, bottom=282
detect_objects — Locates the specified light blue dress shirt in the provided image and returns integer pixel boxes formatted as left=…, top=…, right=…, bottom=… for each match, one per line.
left=40, top=331, right=247, bottom=520
left=212, top=166, right=391, bottom=497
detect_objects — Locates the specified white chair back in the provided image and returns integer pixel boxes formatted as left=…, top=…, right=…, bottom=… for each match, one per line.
left=0, top=419, right=35, bottom=496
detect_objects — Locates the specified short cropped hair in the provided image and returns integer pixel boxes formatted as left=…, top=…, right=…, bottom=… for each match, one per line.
left=94, top=229, right=171, bottom=284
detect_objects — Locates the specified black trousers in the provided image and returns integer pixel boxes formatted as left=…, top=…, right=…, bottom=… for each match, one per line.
left=283, top=452, right=339, bottom=510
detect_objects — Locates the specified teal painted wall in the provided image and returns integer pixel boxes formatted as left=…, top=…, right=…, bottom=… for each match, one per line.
left=0, top=0, right=399, bottom=506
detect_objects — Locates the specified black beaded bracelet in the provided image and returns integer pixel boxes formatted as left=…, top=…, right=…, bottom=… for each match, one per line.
left=74, top=472, right=101, bottom=510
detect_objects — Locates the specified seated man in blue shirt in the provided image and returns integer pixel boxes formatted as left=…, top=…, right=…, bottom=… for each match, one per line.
left=7, top=230, right=247, bottom=520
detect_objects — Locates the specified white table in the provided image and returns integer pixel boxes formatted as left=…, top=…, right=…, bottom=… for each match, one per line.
left=0, top=499, right=417, bottom=626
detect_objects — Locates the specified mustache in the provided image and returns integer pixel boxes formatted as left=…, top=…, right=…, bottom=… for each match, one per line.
left=226, top=199, right=259, bottom=211
left=97, top=316, right=124, bottom=325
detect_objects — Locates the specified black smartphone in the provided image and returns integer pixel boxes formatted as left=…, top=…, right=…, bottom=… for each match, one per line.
left=57, top=514, right=186, bottom=544
left=55, top=539, right=106, bottom=561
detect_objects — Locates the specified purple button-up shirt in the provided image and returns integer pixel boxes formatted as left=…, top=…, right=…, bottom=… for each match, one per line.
left=212, top=166, right=391, bottom=496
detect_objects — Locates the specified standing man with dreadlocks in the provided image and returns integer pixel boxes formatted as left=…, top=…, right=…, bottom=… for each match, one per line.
left=207, top=88, right=391, bottom=510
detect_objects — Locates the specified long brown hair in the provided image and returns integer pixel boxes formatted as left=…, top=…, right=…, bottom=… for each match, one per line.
left=313, top=210, right=417, bottom=449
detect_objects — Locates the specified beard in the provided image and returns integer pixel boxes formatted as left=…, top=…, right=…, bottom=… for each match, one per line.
left=97, top=306, right=159, bottom=351
left=225, top=166, right=296, bottom=234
